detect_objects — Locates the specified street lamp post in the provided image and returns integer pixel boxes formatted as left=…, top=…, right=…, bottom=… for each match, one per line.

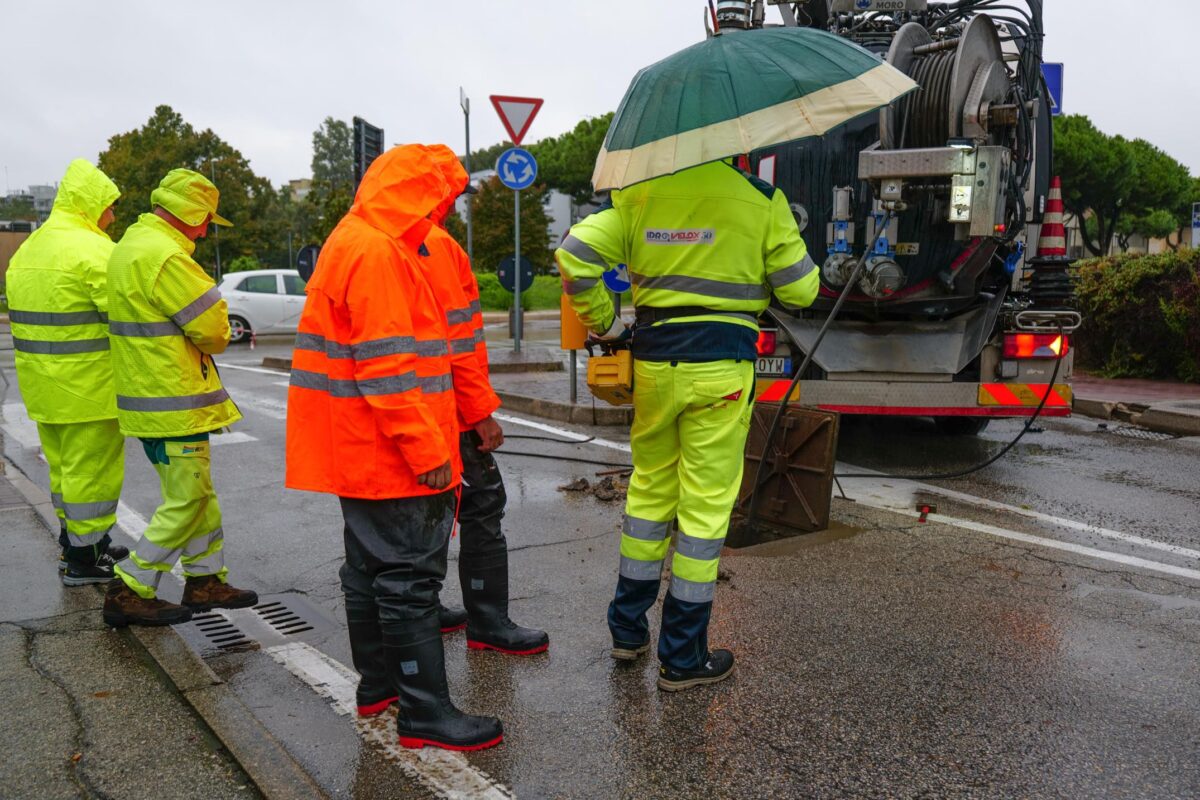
left=460, top=87, right=474, bottom=265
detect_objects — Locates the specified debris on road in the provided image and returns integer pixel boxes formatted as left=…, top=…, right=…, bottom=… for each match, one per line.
left=557, top=475, right=628, bottom=502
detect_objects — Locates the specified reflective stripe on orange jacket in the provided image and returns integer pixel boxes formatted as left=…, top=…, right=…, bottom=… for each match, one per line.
left=423, top=145, right=500, bottom=427
left=285, top=145, right=459, bottom=499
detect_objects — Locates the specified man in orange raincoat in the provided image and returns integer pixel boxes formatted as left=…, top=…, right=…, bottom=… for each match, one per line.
left=285, top=145, right=502, bottom=752
left=420, top=144, right=549, bottom=656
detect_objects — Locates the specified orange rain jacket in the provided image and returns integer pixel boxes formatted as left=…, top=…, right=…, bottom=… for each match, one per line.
left=285, top=146, right=460, bottom=499
left=422, top=144, right=500, bottom=428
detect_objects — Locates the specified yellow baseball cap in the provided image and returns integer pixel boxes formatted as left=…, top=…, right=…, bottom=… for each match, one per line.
left=150, top=168, right=233, bottom=227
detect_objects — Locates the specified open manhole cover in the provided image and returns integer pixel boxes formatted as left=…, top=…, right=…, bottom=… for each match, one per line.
left=1103, top=425, right=1180, bottom=442
left=177, top=593, right=336, bottom=657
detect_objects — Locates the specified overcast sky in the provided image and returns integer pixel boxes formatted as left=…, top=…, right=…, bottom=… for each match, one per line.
left=2, top=0, right=1195, bottom=191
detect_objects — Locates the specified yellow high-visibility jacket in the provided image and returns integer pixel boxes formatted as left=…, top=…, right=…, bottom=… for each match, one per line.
left=107, top=213, right=241, bottom=437
left=556, top=160, right=818, bottom=361
left=7, top=159, right=120, bottom=423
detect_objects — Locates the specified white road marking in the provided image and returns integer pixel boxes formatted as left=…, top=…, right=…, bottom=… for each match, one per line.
left=267, top=642, right=514, bottom=800
left=493, top=412, right=631, bottom=454
left=210, top=431, right=258, bottom=446
left=219, top=363, right=291, bottom=377
left=272, top=381, right=290, bottom=388
left=842, top=469, right=1200, bottom=563
left=850, top=491, right=1200, bottom=584
left=232, top=394, right=288, bottom=421
left=115, top=501, right=183, bottom=578
left=2, top=402, right=42, bottom=450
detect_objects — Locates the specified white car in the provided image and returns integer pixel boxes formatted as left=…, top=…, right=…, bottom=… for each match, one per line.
left=217, top=269, right=307, bottom=343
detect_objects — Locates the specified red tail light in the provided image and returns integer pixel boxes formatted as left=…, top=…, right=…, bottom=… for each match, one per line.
left=1004, top=333, right=1069, bottom=359
left=756, top=330, right=778, bottom=357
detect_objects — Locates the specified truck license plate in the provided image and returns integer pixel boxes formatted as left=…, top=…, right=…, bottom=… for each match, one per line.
left=756, top=357, right=790, bottom=376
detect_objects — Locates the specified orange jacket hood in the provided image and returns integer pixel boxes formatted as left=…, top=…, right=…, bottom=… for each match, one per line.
left=349, top=145, right=452, bottom=248
left=425, top=144, right=470, bottom=224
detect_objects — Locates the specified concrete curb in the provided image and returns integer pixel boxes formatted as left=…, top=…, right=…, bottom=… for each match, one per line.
left=495, top=390, right=633, bottom=427
left=1073, top=396, right=1200, bottom=437
left=2, top=458, right=328, bottom=800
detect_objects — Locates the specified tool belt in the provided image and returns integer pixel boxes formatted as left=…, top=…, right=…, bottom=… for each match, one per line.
left=634, top=305, right=732, bottom=327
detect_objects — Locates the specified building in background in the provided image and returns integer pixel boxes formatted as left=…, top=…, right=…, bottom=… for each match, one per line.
left=454, top=169, right=583, bottom=254
left=288, top=179, right=312, bottom=202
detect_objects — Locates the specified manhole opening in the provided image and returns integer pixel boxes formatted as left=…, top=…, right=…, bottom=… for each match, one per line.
left=176, top=593, right=336, bottom=658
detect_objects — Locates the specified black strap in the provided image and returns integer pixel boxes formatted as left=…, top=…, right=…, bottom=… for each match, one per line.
left=633, top=306, right=727, bottom=327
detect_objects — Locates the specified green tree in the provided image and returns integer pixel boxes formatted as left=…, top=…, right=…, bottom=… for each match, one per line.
left=450, top=176, right=552, bottom=274
left=304, top=117, right=354, bottom=244
left=1114, top=139, right=1193, bottom=251
left=1053, top=115, right=1136, bottom=257
left=529, top=112, right=614, bottom=204
left=461, top=141, right=513, bottom=176
left=97, top=105, right=279, bottom=274
left=0, top=196, right=37, bottom=221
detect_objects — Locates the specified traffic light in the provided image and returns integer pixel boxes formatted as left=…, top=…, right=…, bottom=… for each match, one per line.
left=352, top=116, right=385, bottom=189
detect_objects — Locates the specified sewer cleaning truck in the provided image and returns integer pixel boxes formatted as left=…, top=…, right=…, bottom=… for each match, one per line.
left=722, top=0, right=1078, bottom=435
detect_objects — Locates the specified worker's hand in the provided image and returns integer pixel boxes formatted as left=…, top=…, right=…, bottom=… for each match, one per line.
left=586, top=317, right=631, bottom=347
left=474, top=415, right=504, bottom=453
left=417, top=461, right=453, bottom=491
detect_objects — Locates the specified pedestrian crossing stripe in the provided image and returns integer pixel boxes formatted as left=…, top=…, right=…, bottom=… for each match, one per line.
left=978, top=383, right=1072, bottom=407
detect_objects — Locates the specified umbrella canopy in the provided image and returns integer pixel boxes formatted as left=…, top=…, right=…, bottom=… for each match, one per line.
left=593, top=27, right=918, bottom=191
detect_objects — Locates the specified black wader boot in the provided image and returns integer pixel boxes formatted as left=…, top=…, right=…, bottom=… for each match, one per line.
left=345, top=596, right=397, bottom=717
left=385, top=619, right=503, bottom=751
left=461, top=551, right=549, bottom=655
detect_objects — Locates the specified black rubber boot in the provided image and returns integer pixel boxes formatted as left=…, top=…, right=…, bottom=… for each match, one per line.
left=437, top=603, right=468, bottom=634
left=384, top=620, right=503, bottom=751
left=461, top=552, right=549, bottom=655
left=345, top=597, right=397, bottom=717
left=657, top=649, right=736, bottom=693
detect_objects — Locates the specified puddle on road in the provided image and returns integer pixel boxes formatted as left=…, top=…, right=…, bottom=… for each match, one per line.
left=727, top=519, right=865, bottom=558
left=1076, top=583, right=1200, bottom=615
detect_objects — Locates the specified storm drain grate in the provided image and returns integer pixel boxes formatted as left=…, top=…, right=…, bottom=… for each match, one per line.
left=177, top=593, right=336, bottom=658
left=1102, top=425, right=1180, bottom=442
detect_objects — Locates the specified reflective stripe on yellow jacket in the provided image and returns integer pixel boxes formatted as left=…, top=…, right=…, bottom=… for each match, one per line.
left=106, top=213, right=241, bottom=437
left=7, top=159, right=119, bottom=423
left=555, top=160, right=819, bottom=336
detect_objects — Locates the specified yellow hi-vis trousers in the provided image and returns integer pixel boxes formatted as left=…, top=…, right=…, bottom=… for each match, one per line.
left=114, top=435, right=227, bottom=599
left=37, top=419, right=124, bottom=547
left=620, top=359, right=755, bottom=602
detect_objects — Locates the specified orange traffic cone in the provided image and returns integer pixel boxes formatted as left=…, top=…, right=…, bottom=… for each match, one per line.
left=1036, top=176, right=1067, bottom=257
left=1028, top=176, right=1073, bottom=309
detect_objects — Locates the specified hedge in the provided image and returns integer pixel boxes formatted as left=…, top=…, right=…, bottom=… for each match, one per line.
left=475, top=273, right=562, bottom=311
left=1073, top=248, right=1200, bottom=382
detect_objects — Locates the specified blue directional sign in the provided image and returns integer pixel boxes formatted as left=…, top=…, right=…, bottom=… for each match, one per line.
left=602, top=263, right=632, bottom=293
left=496, top=148, right=538, bottom=190
left=1042, top=63, right=1064, bottom=116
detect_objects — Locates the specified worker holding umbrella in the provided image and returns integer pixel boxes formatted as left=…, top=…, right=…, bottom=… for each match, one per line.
left=556, top=26, right=915, bottom=691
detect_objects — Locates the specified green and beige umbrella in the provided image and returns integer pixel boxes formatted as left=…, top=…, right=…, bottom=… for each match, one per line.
left=592, top=26, right=918, bottom=192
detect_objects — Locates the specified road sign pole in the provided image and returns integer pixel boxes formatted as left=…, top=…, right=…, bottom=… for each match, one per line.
left=514, top=189, right=522, bottom=353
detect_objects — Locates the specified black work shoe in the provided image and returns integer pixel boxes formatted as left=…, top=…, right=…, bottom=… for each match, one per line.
left=62, top=553, right=118, bottom=587
left=59, top=542, right=130, bottom=571
left=102, top=579, right=194, bottom=627
left=657, top=649, right=736, bottom=692
left=611, top=638, right=651, bottom=661
left=438, top=603, right=468, bottom=634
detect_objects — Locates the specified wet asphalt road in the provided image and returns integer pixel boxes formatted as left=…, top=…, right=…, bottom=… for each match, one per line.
left=3, top=335, right=1199, bottom=799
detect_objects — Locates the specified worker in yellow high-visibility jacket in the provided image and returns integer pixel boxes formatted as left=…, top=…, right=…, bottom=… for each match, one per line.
left=6, top=159, right=128, bottom=586
left=102, top=169, right=257, bottom=628
left=555, top=160, right=818, bottom=692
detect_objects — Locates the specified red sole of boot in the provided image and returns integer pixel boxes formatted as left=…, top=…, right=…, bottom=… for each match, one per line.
left=466, top=640, right=549, bottom=656
left=398, top=733, right=504, bottom=752
left=357, top=696, right=399, bottom=717
left=440, top=623, right=467, bottom=634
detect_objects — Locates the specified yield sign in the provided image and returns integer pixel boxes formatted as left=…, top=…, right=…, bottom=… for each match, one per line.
left=489, top=95, right=544, bottom=147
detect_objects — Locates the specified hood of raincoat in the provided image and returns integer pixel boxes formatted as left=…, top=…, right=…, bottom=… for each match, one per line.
left=51, top=159, right=120, bottom=232
left=350, top=145, right=452, bottom=248
left=424, top=144, right=470, bottom=225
